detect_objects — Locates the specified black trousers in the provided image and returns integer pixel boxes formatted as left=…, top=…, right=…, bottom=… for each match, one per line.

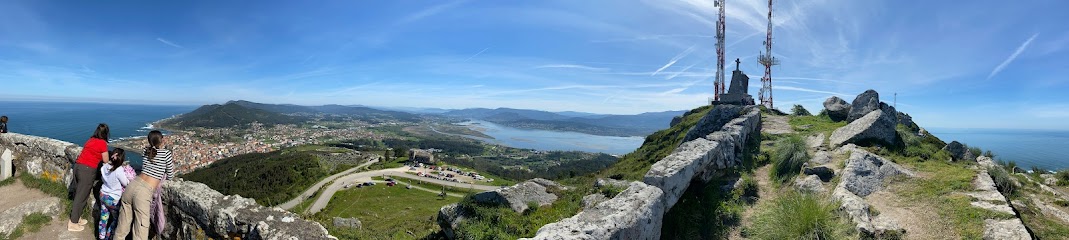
left=70, top=163, right=97, bottom=223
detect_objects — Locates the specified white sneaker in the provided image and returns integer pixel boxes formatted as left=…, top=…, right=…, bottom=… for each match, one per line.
left=67, top=221, right=84, bottom=232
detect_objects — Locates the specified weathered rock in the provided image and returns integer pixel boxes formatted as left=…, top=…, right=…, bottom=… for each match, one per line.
left=669, top=115, right=683, bottom=127
left=803, top=166, right=835, bottom=182
left=832, top=187, right=905, bottom=238
left=806, top=133, right=826, bottom=150
left=977, top=155, right=999, bottom=169
left=835, top=146, right=913, bottom=197
left=644, top=138, right=725, bottom=209
left=0, top=198, right=61, bottom=236
left=594, top=178, right=631, bottom=189
left=581, top=194, right=609, bottom=210
left=682, top=105, right=747, bottom=143
left=1041, top=174, right=1059, bottom=186
left=438, top=203, right=467, bottom=240
left=983, top=219, right=1031, bottom=240
left=0, top=133, right=82, bottom=184
left=332, top=217, right=361, bottom=229
left=473, top=178, right=564, bottom=213
left=943, top=141, right=969, bottom=161
left=896, top=111, right=917, bottom=131
left=823, top=96, right=851, bottom=122
left=161, top=179, right=335, bottom=239
left=522, top=182, right=664, bottom=240
left=848, top=90, right=880, bottom=122
left=830, top=109, right=899, bottom=147
left=794, top=175, right=825, bottom=193
left=809, top=151, right=832, bottom=165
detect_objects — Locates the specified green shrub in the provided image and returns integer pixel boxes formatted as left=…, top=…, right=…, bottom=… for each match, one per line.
left=770, top=136, right=809, bottom=182
left=733, top=174, right=760, bottom=200
left=988, top=166, right=1017, bottom=198
left=1056, top=170, right=1069, bottom=186
left=984, top=150, right=995, bottom=158
left=747, top=192, right=851, bottom=240
left=791, top=104, right=811, bottom=116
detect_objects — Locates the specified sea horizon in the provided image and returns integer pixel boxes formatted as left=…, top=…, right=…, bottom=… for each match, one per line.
left=927, top=127, right=1069, bottom=171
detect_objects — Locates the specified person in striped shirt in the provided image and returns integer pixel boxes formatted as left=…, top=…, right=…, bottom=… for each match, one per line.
left=114, top=130, right=174, bottom=240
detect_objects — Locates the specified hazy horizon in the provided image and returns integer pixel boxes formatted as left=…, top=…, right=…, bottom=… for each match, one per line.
left=2, top=0, right=1068, bottom=129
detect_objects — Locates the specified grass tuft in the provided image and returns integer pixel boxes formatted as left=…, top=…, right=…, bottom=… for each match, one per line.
left=770, top=135, right=809, bottom=183
left=746, top=191, right=852, bottom=240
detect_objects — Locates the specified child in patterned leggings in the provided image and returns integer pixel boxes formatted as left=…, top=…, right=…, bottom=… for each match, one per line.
left=98, top=149, right=135, bottom=240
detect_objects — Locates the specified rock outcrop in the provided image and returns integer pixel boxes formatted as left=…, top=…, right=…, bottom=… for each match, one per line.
left=835, top=144, right=914, bottom=197
left=832, top=145, right=911, bottom=238
left=0, top=133, right=335, bottom=240
left=682, top=105, right=747, bottom=143
left=848, top=90, right=880, bottom=122
left=472, top=178, right=565, bottom=213
left=803, top=165, right=835, bottom=182
left=943, top=141, right=975, bottom=162
left=794, top=175, right=825, bottom=193
left=521, top=182, right=665, bottom=240
left=0, top=198, right=61, bottom=236
left=332, top=217, right=361, bottom=229
left=437, top=203, right=468, bottom=240
left=823, top=96, right=851, bottom=122
left=830, top=108, right=899, bottom=147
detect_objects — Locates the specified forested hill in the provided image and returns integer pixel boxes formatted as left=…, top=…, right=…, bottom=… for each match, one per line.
left=160, top=102, right=305, bottom=129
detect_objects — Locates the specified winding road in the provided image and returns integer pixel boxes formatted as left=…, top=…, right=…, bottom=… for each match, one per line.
left=275, top=159, right=381, bottom=210
left=303, top=166, right=501, bottom=214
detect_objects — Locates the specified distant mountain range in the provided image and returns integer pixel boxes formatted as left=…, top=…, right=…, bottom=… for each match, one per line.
left=438, top=108, right=687, bottom=137
left=161, top=100, right=686, bottom=136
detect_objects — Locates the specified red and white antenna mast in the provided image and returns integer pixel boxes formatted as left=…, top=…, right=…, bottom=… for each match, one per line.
left=757, top=0, right=778, bottom=109
left=713, top=0, right=726, bottom=102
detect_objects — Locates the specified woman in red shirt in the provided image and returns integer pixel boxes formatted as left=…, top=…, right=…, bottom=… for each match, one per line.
left=68, top=123, right=109, bottom=232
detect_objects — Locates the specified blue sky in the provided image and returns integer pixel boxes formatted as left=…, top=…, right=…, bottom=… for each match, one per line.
left=1, top=0, right=1067, bottom=130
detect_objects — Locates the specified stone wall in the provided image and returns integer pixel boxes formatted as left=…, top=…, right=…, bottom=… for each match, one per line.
left=522, top=106, right=761, bottom=239
left=0, top=133, right=335, bottom=240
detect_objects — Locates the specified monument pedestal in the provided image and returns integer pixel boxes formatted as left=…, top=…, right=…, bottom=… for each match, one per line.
left=715, top=69, right=754, bottom=105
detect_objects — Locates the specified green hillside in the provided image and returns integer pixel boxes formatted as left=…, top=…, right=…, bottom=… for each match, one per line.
left=161, top=102, right=305, bottom=129
left=181, top=149, right=328, bottom=206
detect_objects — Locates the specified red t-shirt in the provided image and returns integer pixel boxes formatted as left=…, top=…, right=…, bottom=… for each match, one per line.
left=75, top=138, right=108, bottom=168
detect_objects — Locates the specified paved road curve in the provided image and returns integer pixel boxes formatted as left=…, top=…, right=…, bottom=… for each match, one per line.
left=276, top=159, right=380, bottom=210
left=304, top=166, right=501, bottom=214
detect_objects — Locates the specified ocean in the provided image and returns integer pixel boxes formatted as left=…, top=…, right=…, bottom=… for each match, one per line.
left=0, top=101, right=196, bottom=170
left=928, top=128, right=1069, bottom=171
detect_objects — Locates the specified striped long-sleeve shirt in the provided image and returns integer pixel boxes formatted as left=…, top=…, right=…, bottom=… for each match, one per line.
left=143, top=149, right=175, bottom=180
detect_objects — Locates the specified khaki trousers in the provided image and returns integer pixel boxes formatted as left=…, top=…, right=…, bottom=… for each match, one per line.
left=114, top=178, right=153, bottom=240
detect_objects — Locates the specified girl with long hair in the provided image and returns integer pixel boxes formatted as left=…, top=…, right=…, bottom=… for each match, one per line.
left=114, top=130, right=174, bottom=240
left=98, top=148, right=134, bottom=240
left=68, top=123, right=109, bottom=232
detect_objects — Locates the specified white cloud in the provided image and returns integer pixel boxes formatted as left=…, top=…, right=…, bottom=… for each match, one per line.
left=652, top=45, right=696, bottom=76
left=987, top=33, right=1039, bottom=79
left=156, top=38, right=183, bottom=48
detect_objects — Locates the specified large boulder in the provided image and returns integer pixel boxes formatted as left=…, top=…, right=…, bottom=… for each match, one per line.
left=332, top=217, right=361, bottom=229
left=848, top=90, right=881, bottom=122
left=161, top=179, right=335, bottom=239
left=823, top=96, right=851, bottom=122
left=835, top=145, right=914, bottom=197
left=943, top=141, right=971, bottom=162
left=794, top=175, right=825, bottom=193
left=829, top=108, right=899, bottom=148
left=437, top=203, right=467, bottom=240
left=472, top=178, right=564, bottom=213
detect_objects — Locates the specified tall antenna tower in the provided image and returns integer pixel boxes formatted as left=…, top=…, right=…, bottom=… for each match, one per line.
left=757, top=0, right=778, bottom=108
left=713, top=0, right=726, bottom=102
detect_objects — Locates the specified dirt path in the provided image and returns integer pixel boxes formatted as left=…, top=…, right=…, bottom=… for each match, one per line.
left=761, top=114, right=793, bottom=135
left=866, top=188, right=954, bottom=240
left=0, top=180, right=95, bottom=240
left=730, top=165, right=777, bottom=239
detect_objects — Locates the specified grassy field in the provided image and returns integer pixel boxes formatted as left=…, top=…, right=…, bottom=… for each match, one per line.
left=314, top=184, right=462, bottom=239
